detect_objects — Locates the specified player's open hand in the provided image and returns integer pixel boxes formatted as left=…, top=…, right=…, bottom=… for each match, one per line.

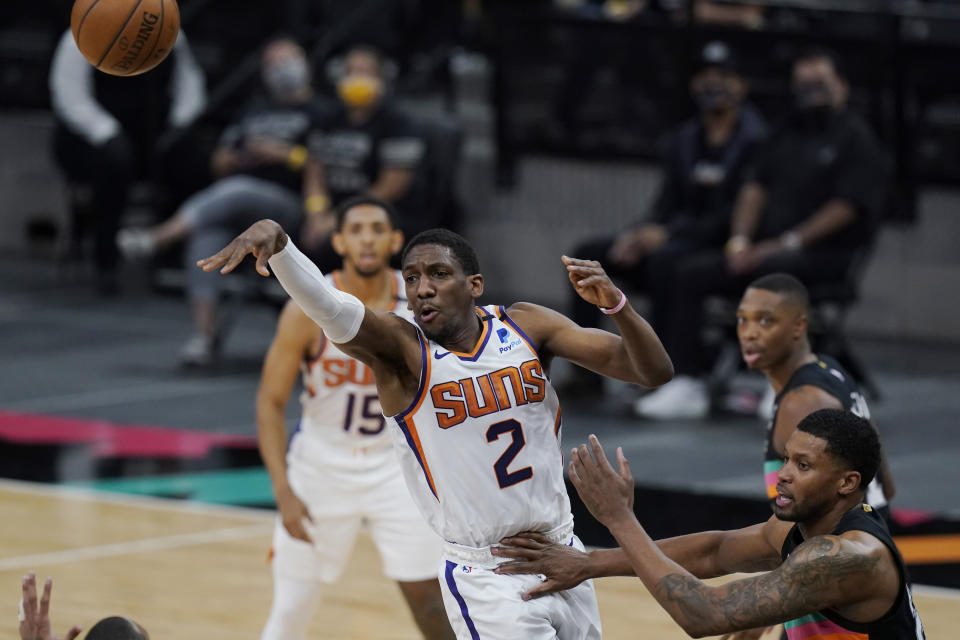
left=275, top=483, right=314, bottom=544
left=492, top=532, right=591, bottom=600
left=569, top=435, right=635, bottom=528
left=562, top=256, right=621, bottom=309
left=19, top=572, right=82, bottom=640
left=197, top=219, right=288, bottom=277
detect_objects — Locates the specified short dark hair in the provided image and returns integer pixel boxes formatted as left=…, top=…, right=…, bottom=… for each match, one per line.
left=747, top=273, right=809, bottom=312
left=794, top=46, right=844, bottom=79
left=85, top=617, right=147, bottom=640
left=796, top=409, right=881, bottom=490
left=401, top=229, right=480, bottom=275
left=335, top=194, right=398, bottom=231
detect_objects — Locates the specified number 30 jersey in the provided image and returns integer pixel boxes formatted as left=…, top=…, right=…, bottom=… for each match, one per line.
left=295, top=270, right=410, bottom=462
left=387, top=305, right=572, bottom=548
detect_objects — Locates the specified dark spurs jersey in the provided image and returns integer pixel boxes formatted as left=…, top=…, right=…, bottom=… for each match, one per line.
left=765, top=355, right=887, bottom=508
left=780, top=504, right=926, bottom=640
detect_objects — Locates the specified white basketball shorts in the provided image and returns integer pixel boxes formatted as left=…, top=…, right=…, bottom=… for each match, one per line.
left=440, top=535, right=602, bottom=639
left=271, top=442, right=442, bottom=583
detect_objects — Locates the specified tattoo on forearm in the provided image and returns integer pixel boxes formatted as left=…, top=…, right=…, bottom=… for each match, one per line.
left=654, top=536, right=880, bottom=636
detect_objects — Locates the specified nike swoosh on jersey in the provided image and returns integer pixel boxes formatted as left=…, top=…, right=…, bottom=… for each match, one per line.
left=434, top=350, right=452, bottom=359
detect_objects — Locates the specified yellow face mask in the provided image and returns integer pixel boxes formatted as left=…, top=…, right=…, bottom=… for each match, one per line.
left=337, top=75, right=382, bottom=108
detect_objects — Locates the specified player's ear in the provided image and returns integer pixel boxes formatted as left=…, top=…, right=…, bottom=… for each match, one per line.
left=390, top=229, right=404, bottom=255
left=794, top=312, right=808, bottom=339
left=468, top=273, right=484, bottom=299
left=837, top=470, right=861, bottom=497
left=331, top=231, right=346, bottom=257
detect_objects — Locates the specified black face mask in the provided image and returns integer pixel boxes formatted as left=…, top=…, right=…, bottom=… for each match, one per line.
left=694, top=85, right=735, bottom=113
left=793, top=80, right=832, bottom=110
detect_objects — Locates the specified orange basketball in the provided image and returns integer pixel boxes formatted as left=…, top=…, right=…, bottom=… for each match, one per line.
left=71, top=0, right=180, bottom=76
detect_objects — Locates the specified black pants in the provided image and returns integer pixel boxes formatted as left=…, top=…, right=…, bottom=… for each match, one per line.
left=54, top=128, right=136, bottom=274
left=53, top=124, right=208, bottom=276
left=666, top=248, right=855, bottom=376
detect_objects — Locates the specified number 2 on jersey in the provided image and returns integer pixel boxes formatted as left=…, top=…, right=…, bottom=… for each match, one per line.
left=343, top=393, right=385, bottom=435
left=486, top=419, right=533, bottom=489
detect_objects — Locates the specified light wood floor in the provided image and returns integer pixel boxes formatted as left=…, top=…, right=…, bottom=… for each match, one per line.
left=1, top=481, right=954, bottom=639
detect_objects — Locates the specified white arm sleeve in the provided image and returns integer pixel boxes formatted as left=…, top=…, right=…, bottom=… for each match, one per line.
left=49, top=30, right=120, bottom=146
left=267, top=240, right=365, bottom=343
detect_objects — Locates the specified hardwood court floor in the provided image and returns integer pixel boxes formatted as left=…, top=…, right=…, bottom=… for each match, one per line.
left=1, top=482, right=954, bottom=639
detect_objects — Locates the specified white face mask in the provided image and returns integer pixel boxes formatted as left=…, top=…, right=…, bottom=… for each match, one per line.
left=265, top=58, right=309, bottom=98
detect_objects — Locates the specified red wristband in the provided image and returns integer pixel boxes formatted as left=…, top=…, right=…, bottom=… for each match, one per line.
left=600, top=289, right=627, bottom=315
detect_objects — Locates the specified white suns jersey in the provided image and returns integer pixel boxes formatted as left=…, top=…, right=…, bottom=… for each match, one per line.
left=387, top=305, right=572, bottom=548
left=297, top=270, right=410, bottom=456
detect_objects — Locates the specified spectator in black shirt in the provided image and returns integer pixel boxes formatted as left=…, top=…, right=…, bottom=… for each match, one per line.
left=117, top=37, right=326, bottom=367
left=566, top=42, right=765, bottom=395
left=635, top=48, right=888, bottom=420
left=300, top=45, right=425, bottom=249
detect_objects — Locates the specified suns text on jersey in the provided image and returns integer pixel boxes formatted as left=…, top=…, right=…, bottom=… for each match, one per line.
left=429, top=359, right=547, bottom=428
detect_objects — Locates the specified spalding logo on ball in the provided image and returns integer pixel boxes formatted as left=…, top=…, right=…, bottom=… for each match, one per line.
left=71, top=0, right=181, bottom=76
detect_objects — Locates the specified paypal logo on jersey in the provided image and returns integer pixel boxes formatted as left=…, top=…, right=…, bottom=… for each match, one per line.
left=497, top=328, right=522, bottom=353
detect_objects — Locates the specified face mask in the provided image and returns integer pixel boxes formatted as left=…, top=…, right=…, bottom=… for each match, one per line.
left=337, top=74, right=382, bottom=109
left=794, top=80, right=832, bottom=110
left=694, top=84, right=735, bottom=113
left=265, top=58, right=309, bottom=98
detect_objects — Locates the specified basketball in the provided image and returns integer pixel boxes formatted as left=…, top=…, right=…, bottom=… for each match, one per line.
left=70, top=0, right=180, bottom=76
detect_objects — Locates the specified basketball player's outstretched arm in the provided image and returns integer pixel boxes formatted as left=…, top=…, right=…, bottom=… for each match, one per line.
left=494, top=520, right=785, bottom=599
left=568, top=435, right=896, bottom=637
left=198, top=220, right=422, bottom=412
left=507, top=257, right=673, bottom=388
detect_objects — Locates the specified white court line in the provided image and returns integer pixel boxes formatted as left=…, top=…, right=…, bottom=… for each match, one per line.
left=0, top=522, right=273, bottom=571
left=3, top=378, right=252, bottom=412
left=0, top=478, right=274, bottom=522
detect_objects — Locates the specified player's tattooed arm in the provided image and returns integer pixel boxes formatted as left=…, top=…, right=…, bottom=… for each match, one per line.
left=493, top=522, right=783, bottom=601
left=645, top=535, right=882, bottom=637
left=570, top=436, right=887, bottom=637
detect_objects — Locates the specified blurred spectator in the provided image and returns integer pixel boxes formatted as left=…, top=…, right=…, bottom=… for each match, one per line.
left=566, top=42, right=765, bottom=395
left=117, top=37, right=327, bottom=367
left=693, top=1, right=765, bottom=29
left=547, top=0, right=687, bottom=153
left=18, top=571, right=148, bottom=640
left=300, top=45, right=425, bottom=249
left=635, top=47, right=890, bottom=420
left=49, top=29, right=206, bottom=295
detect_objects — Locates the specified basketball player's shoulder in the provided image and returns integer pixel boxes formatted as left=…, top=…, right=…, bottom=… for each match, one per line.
left=502, top=301, right=571, bottom=331
left=778, top=384, right=843, bottom=422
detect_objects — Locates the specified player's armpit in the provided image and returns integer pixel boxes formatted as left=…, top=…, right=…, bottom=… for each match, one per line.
left=655, top=534, right=884, bottom=637
left=771, top=386, right=843, bottom=455
left=338, top=310, right=423, bottom=416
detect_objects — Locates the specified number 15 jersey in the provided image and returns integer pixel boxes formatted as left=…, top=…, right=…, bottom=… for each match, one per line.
left=387, top=305, right=572, bottom=548
left=296, top=270, right=409, bottom=464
